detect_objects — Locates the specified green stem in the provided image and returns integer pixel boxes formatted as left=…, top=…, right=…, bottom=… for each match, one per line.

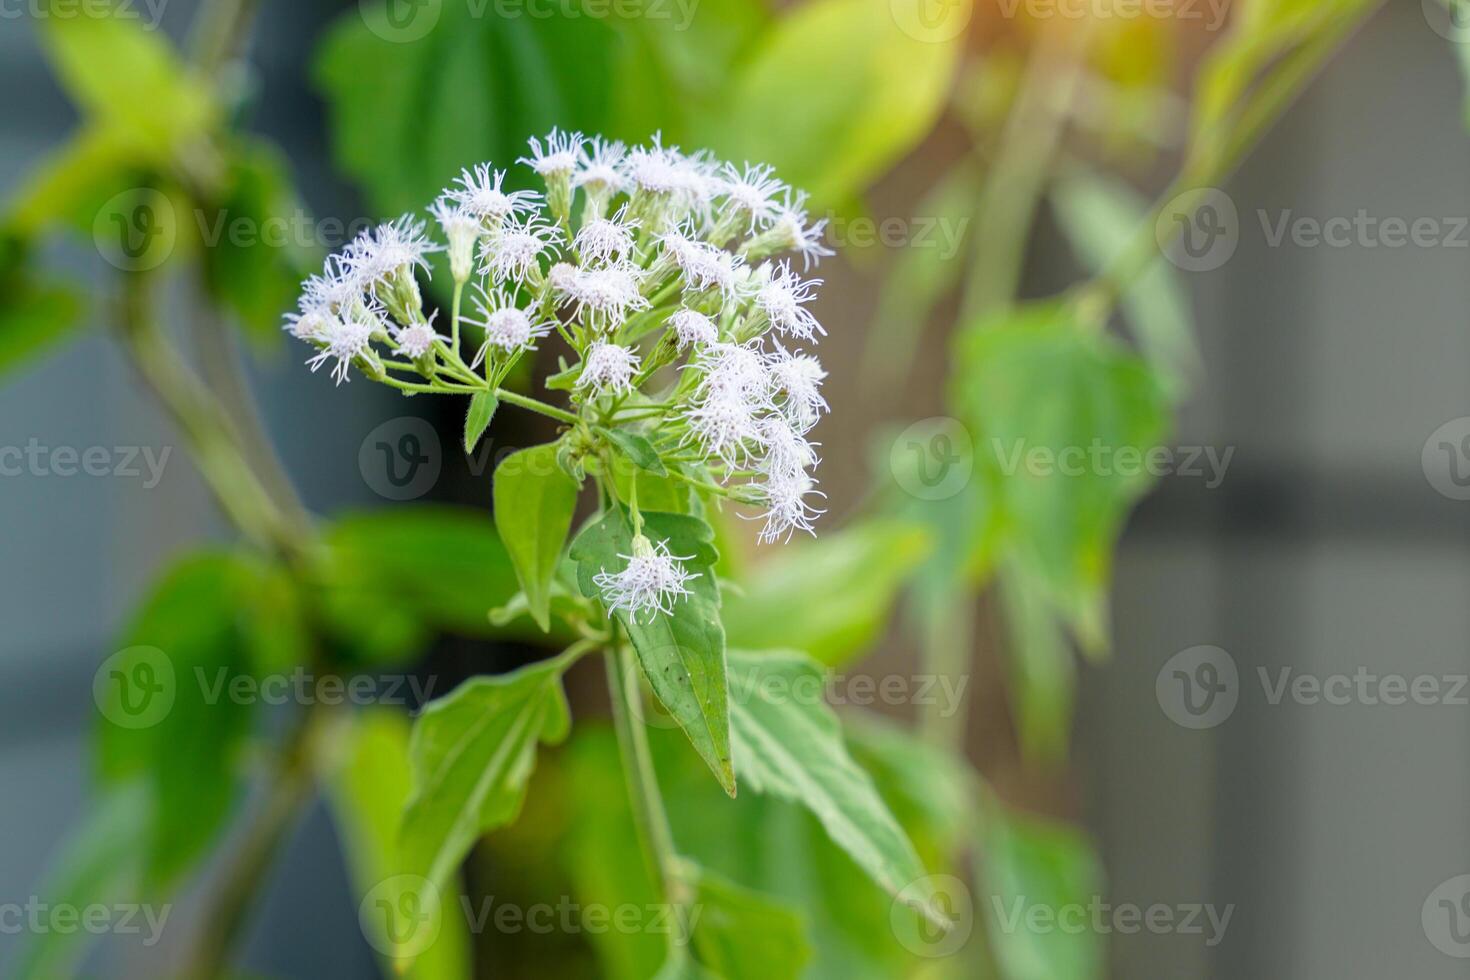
left=451, top=279, right=464, bottom=352
left=495, top=387, right=582, bottom=426
left=605, top=642, right=690, bottom=950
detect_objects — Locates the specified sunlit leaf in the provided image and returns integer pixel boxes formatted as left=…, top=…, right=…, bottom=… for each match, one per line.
left=571, top=507, right=734, bottom=794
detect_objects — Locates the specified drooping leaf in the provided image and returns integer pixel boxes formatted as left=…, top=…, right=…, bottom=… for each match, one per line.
left=571, top=507, right=734, bottom=794
left=36, top=0, right=216, bottom=152
left=722, top=520, right=931, bottom=666
left=726, top=650, right=945, bottom=929
left=698, top=0, right=961, bottom=205
left=950, top=303, right=1170, bottom=648
left=688, top=866, right=812, bottom=980
left=464, top=391, right=498, bottom=454
left=0, top=277, right=84, bottom=380
left=323, top=709, right=472, bottom=980
left=1051, top=171, right=1199, bottom=401
left=494, top=445, right=581, bottom=632
left=980, top=805, right=1105, bottom=980
left=400, top=655, right=573, bottom=897
left=319, top=506, right=525, bottom=661
left=95, top=552, right=262, bottom=889
left=14, top=784, right=147, bottom=980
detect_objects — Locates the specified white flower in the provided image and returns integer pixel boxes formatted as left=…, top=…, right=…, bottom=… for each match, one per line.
left=577, top=342, right=640, bottom=394
left=758, top=415, right=820, bottom=476
left=658, top=226, right=744, bottom=298
left=562, top=262, right=651, bottom=331
left=394, top=316, right=439, bottom=359
left=669, top=309, right=717, bottom=348
left=429, top=199, right=482, bottom=283
left=306, top=315, right=376, bottom=385
left=520, top=128, right=583, bottom=177
left=719, top=162, right=785, bottom=230
left=769, top=190, right=833, bottom=268
left=623, top=136, right=718, bottom=219
left=766, top=344, right=827, bottom=433
left=479, top=216, right=561, bottom=284
left=575, top=208, right=638, bottom=264
left=692, top=341, right=770, bottom=402
left=592, top=536, right=700, bottom=623
left=755, top=261, right=824, bottom=340
left=464, top=288, right=553, bottom=364
left=447, top=164, right=541, bottom=224
left=753, top=468, right=825, bottom=543
left=574, top=137, right=627, bottom=195
left=344, top=216, right=437, bottom=289
left=683, top=386, right=764, bottom=468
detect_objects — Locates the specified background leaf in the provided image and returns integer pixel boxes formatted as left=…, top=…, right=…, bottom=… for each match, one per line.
left=688, top=865, right=812, bottom=980
left=494, top=445, right=581, bottom=632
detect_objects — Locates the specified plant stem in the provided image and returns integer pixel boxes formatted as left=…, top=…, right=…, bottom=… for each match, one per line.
left=180, top=706, right=322, bottom=980
left=605, top=643, right=691, bottom=950
left=495, top=387, right=582, bottom=426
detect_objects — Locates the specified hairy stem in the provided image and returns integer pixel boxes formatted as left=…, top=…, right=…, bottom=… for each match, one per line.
left=605, top=642, right=690, bottom=950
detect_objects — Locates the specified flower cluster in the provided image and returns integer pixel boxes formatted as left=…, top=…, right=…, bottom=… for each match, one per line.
left=286, top=130, right=834, bottom=619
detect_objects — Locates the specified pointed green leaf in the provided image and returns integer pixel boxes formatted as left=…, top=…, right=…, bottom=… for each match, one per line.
left=0, top=278, right=83, bottom=380
left=323, top=709, right=472, bottom=980
left=400, top=656, right=573, bottom=893
left=726, top=650, right=945, bottom=929
left=600, top=426, right=667, bottom=475
left=571, top=507, right=734, bottom=795
left=464, top=391, right=498, bottom=454
left=688, top=866, right=812, bottom=980
left=494, top=444, right=580, bottom=632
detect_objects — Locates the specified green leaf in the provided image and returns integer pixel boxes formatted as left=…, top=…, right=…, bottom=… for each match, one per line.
left=400, top=656, right=573, bottom=896
left=494, top=445, right=581, bottom=632
left=3, top=124, right=147, bottom=236
left=726, top=650, right=944, bottom=930
left=319, top=506, right=524, bottom=661
left=323, top=709, right=472, bottom=980
left=688, top=866, right=812, bottom=980
left=14, top=784, right=147, bottom=980
left=315, top=2, right=628, bottom=217
left=698, top=0, right=960, bottom=205
left=996, top=561, right=1075, bottom=763
left=722, top=520, right=932, bottom=666
left=950, top=303, right=1170, bottom=647
left=36, top=1, right=216, bottom=152
left=464, top=391, right=498, bottom=454
left=600, top=426, right=667, bottom=476
left=981, top=805, right=1105, bottom=980
left=0, top=277, right=84, bottom=380
left=1051, top=171, right=1199, bottom=402
left=198, top=141, right=317, bottom=342
left=571, top=507, right=734, bottom=795
left=95, top=552, right=261, bottom=889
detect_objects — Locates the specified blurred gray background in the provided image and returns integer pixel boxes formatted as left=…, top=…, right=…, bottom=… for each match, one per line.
left=3, top=1, right=1469, bottom=977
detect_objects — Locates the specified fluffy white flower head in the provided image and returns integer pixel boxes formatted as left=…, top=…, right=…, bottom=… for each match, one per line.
left=592, top=536, right=700, bottom=623
left=669, top=309, right=717, bottom=348
left=577, top=342, right=640, bottom=394
left=755, top=261, right=824, bottom=340
left=480, top=216, right=561, bottom=284
left=575, top=209, right=638, bottom=264
left=448, top=165, right=541, bottom=224
left=520, top=128, right=583, bottom=177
